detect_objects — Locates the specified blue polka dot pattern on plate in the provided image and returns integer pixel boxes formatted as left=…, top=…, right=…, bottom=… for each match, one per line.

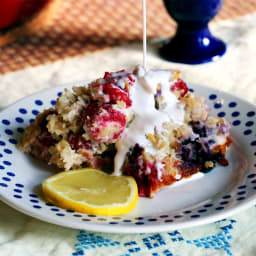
left=247, top=111, right=255, bottom=117
left=2, top=119, right=10, bottom=125
left=237, top=191, right=246, bottom=195
left=74, top=214, right=82, bottom=218
left=33, top=205, right=42, bottom=209
left=232, top=120, right=241, bottom=126
left=14, top=195, right=22, bottom=199
left=5, top=129, right=13, bottom=135
left=16, top=184, right=24, bottom=188
left=4, top=149, right=12, bottom=154
left=209, top=94, right=217, bottom=100
left=29, top=194, right=38, bottom=198
left=223, top=195, right=231, bottom=199
left=88, top=215, right=96, bottom=218
left=218, top=112, right=225, bottom=117
left=214, top=103, right=222, bottom=109
left=159, top=215, right=168, bottom=218
left=148, top=218, right=157, bottom=221
left=51, top=208, right=60, bottom=212
left=0, top=141, right=6, bottom=146
left=191, top=215, right=200, bottom=218
left=245, top=121, right=254, bottom=127
left=32, top=110, right=39, bottom=116
left=204, top=204, right=213, bottom=208
left=14, top=189, right=22, bottom=193
left=244, top=130, right=252, bottom=135
left=51, top=100, right=57, bottom=105
left=15, top=117, right=24, bottom=123
left=56, top=213, right=65, bottom=216
left=2, top=177, right=11, bottom=182
left=19, top=108, right=27, bottom=114
left=229, top=102, right=237, bottom=108
left=17, top=127, right=24, bottom=133
left=237, top=197, right=246, bottom=201
left=231, top=111, right=240, bottom=117
left=3, top=161, right=12, bottom=166
left=7, top=172, right=15, bottom=176
left=35, top=100, right=43, bottom=106
left=30, top=199, right=39, bottom=203
left=9, top=139, right=17, bottom=144
left=135, top=222, right=144, bottom=225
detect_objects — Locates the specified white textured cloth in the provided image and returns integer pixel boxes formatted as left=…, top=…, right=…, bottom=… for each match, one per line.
left=0, top=13, right=256, bottom=256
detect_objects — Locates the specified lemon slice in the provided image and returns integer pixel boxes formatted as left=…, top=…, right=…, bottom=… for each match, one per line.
left=42, top=168, right=138, bottom=216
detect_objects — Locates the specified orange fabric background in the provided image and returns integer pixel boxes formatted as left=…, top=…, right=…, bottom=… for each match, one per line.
left=0, top=0, right=255, bottom=74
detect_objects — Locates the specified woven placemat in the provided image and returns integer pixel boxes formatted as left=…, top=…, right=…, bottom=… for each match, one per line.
left=0, top=0, right=255, bottom=75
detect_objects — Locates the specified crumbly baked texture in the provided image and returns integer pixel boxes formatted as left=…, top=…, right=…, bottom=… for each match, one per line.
left=19, top=66, right=231, bottom=197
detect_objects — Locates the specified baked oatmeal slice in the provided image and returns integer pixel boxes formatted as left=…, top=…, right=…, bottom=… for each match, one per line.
left=19, top=66, right=231, bottom=198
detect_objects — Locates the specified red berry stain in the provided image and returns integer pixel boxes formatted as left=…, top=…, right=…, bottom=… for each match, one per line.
left=103, top=84, right=131, bottom=107
left=38, top=133, right=56, bottom=147
left=171, top=78, right=188, bottom=97
left=68, top=134, right=92, bottom=151
left=127, top=75, right=135, bottom=83
left=122, top=144, right=160, bottom=197
left=101, top=70, right=135, bottom=107
left=103, top=70, right=125, bottom=81
left=83, top=103, right=126, bottom=143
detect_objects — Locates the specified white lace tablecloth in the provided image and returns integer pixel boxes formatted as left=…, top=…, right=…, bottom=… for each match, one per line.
left=0, top=13, right=256, bottom=256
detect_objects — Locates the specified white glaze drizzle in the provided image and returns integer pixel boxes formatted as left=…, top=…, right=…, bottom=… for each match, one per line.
left=142, top=0, right=147, bottom=70
left=113, top=66, right=185, bottom=176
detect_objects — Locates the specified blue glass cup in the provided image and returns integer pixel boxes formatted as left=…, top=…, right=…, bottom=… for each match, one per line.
left=159, top=0, right=226, bottom=64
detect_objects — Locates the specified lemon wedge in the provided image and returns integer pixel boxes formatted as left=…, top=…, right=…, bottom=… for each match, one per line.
left=42, top=168, right=138, bottom=216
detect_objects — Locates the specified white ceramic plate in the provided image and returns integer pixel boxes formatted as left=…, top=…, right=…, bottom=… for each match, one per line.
left=0, top=81, right=255, bottom=233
